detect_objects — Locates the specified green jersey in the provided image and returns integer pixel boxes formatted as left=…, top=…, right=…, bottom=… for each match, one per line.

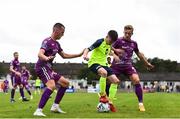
left=88, top=38, right=111, bottom=67
left=35, top=78, right=41, bottom=87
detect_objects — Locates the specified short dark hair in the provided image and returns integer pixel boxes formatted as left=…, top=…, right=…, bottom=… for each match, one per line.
left=108, top=30, right=118, bottom=42
left=53, top=23, right=65, bottom=29
left=124, top=25, right=134, bottom=31
left=13, top=52, right=18, bottom=56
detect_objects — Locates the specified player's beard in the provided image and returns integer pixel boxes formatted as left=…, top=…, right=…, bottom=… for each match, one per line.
left=56, top=36, right=62, bottom=40
left=124, top=36, right=131, bottom=41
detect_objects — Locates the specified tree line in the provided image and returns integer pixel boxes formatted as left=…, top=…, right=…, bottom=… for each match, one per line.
left=77, top=57, right=180, bottom=82
left=0, top=57, right=180, bottom=80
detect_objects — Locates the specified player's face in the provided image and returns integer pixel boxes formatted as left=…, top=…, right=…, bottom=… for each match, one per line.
left=55, top=27, right=65, bottom=40
left=14, top=53, right=19, bottom=59
left=123, top=29, right=133, bottom=40
left=22, top=66, right=26, bottom=70
left=106, top=35, right=113, bottom=45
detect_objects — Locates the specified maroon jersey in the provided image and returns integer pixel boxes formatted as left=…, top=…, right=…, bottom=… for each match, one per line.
left=10, top=59, right=21, bottom=77
left=112, top=37, right=139, bottom=65
left=35, top=37, right=63, bottom=69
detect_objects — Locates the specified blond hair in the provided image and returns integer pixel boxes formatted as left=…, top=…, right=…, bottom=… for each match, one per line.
left=124, top=25, right=134, bottom=32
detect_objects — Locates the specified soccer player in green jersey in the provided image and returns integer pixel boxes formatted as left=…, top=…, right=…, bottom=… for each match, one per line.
left=83, top=30, right=120, bottom=112
left=35, top=77, right=41, bottom=95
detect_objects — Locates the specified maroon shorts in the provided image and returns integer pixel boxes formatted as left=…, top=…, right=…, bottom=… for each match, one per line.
left=35, top=66, right=61, bottom=84
left=111, top=64, right=137, bottom=76
left=11, top=75, right=22, bottom=86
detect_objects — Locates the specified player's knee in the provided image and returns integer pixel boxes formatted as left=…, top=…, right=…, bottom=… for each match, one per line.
left=66, top=81, right=70, bottom=87
left=59, top=76, right=69, bottom=88
left=63, top=80, right=70, bottom=88
left=114, top=78, right=120, bottom=84
left=13, top=86, right=17, bottom=89
left=46, top=80, right=56, bottom=90
left=133, top=79, right=140, bottom=84
left=47, top=84, right=55, bottom=90
left=116, top=79, right=120, bottom=84
left=19, top=85, right=23, bottom=88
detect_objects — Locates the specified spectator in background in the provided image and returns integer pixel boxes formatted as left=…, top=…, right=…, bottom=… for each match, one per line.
left=3, top=79, right=9, bottom=94
left=35, top=77, right=41, bottom=95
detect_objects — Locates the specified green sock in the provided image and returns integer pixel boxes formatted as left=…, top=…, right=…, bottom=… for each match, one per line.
left=109, top=84, right=118, bottom=103
left=99, top=77, right=106, bottom=96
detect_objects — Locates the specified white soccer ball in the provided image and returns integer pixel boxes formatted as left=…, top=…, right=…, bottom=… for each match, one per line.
left=97, top=102, right=110, bottom=112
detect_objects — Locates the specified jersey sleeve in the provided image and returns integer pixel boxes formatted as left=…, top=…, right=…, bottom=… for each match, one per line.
left=27, top=70, right=30, bottom=76
left=88, top=39, right=104, bottom=51
left=40, top=40, right=48, bottom=50
left=10, top=60, right=14, bottom=67
left=58, top=42, right=63, bottom=53
left=134, top=41, right=139, bottom=53
left=112, top=40, right=120, bottom=49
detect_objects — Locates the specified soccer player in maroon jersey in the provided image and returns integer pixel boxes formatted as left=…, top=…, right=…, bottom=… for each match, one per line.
left=111, top=25, right=154, bottom=111
left=33, top=23, right=84, bottom=116
left=10, top=52, right=29, bottom=102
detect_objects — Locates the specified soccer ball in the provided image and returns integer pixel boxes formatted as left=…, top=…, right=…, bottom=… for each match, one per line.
left=97, top=102, right=110, bottom=112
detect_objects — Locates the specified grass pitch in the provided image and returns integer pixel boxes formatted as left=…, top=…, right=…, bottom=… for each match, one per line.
left=0, top=91, right=180, bottom=118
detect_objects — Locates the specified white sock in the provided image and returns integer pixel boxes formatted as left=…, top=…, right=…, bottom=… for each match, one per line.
left=139, top=103, right=143, bottom=106
left=37, top=108, right=42, bottom=111
left=53, top=103, right=59, bottom=107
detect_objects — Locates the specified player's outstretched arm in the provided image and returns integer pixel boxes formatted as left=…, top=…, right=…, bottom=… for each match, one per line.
left=83, top=39, right=104, bottom=61
left=83, top=48, right=90, bottom=61
left=58, top=50, right=84, bottom=59
left=136, top=51, right=154, bottom=70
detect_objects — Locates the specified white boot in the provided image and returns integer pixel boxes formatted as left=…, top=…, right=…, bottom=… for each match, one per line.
left=50, top=103, right=66, bottom=113
left=33, top=108, right=46, bottom=116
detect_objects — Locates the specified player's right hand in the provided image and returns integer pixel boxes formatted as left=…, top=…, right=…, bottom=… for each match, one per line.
left=83, top=55, right=89, bottom=61
left=15, top=72, right=21, bottom=77
left=46, top=56, right=55, bottom=61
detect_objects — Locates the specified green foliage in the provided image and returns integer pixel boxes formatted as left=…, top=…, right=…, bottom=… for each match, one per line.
left=133, top=57, right=180, bottom=73
left=29, top=63, right=37, bottom=80
left=0, top=63, right=6, bottom=78
left=133, top=57, right=148, bottom=72
left=149, top=57, right=179, bottom=72
left=0, top=56, right=180, bottom=80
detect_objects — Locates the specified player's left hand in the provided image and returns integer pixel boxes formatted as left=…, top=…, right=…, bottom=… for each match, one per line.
left=83, top=55, right=89, bottom=61
left=15, top=71, right=21, bottom=77
left=46, top=56, right=55, bottom=61
left=113, top=54, right=120, bottom=63
left=146, top=63, right=154, bottom=70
